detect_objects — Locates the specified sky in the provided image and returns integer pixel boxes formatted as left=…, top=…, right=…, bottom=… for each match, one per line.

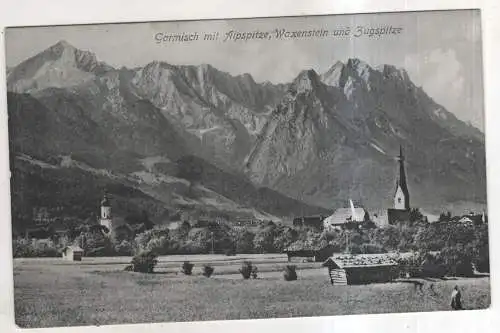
left=5, top=9, right=484, bottom=131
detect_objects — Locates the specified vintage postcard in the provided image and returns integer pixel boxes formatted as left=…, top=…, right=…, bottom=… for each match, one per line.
left=4, top=9, right=489, bottom=328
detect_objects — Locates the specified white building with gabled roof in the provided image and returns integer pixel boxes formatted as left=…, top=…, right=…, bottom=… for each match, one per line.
left=323, top=199, right=368, bottom=231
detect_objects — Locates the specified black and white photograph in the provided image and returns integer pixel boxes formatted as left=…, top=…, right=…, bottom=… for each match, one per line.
left=4, top=8, right=490, bottom=328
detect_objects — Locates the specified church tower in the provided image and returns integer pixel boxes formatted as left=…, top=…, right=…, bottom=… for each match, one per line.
left=393, top=145, right=410, bottom=210
left=100, top=192, right=113, bottom=233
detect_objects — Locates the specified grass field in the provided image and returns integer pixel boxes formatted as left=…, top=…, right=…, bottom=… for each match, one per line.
left=13, top=255, right=491, bottom=328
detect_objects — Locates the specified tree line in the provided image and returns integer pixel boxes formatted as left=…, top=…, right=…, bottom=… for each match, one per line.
left=12, top=210, right=489, bottom=275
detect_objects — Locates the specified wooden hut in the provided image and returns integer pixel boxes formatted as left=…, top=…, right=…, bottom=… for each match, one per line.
left=62, top=246, right=84, bottom=261
left=322, top=254, right=399, bottom=285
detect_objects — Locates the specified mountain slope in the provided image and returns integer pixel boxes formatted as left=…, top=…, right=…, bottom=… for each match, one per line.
left=9, top=149, right=327, bottom=232
left=245, top=61, right=486, bottom=213
left=7, top=40, right=113, bottom=93
left=6, top=40, right=487, bottom=221
left=9, top=154, right=172, bottom=235
left=174, top=155, right=327, bottom=218
left=8, top=84, right=189, bottom=174
left=8, top=84, right=323, bottom=227
left=129, top=61, right=286, bottom=169
left=321, top=59, right=484, bottom=142
left=7, top=41, right=287, bottom=172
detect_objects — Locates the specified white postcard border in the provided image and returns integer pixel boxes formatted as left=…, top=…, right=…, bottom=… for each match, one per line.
left=0, top=1, right=498, bottom=333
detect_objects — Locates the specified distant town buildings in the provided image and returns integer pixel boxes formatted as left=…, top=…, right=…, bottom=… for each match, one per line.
left=32, top=207, right=56, bottom=226
left=295, top=145, right=415, bottom=230
left=17, top=145, right=487, bottom=246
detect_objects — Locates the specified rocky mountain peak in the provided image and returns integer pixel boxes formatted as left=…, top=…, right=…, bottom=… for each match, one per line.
left=320, top=58, right=372, bottom=89
left=321, top=58, right=412, bottom=90
left=377, top=63, right=410, bottom=82
left=346, top=58, right=369, bottom=70
left=7, top=40, right=113, bottom=93
left=195, top=63, right=215, bottom=79
left=198, top=63, right=216, bottom=73
left=320, top=60, right=345, bottom=86
left=44, top=40, right=112, bottom=73
left=6, top=41, right=487, bottom=220
left=290, top=69, right=322, bottom=94
left=143, top=60, right=176, bottom=73
left=236, top=72, right=257, bottom=86
left=347, top=58, right=372, bottom=79
left=48, top=40, right=76, bottom=54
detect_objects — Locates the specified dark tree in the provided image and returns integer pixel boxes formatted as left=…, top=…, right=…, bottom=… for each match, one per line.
left=409, top=208, right=425, bottom=223
left=239, top=261, right=257, bottom=279
left=176, top=157, right=204, bottom=198
left=130, top=251, right=158, bottom=273
left=202, top=265, right=214, bottom=278
left=283, top=265, right=298, bottom=281
left=182, top=261, right=194, bottom=275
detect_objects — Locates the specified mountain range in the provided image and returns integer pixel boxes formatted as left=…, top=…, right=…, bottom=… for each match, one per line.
left=6, top=40, right=487, bottom=231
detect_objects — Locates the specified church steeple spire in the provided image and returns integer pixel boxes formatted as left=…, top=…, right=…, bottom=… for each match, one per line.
left=394, top=145, right=410, bottom=210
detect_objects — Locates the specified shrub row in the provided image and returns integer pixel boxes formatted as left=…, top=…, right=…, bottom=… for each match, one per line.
left=397, top=246, right=477, bottom=278
left=129, top=256, right=298, bottom=282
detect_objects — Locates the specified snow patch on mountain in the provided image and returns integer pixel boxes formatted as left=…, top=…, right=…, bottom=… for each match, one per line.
left=188, top=126, right=225, bottom=139
left=131, top=171, right=190, bottom=186
left=17, top=154, right=59, bottom=169
left=370, top=143, right=386, bottom=155
left=139, top=156, right=172, bottom=171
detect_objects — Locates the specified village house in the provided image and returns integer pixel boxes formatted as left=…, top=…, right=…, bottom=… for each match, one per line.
left=292, top=215, right=325, bottom=230
left=33, top=207, right=56, bottom=226
left=458, top=212, right=486, bottom=225
left=166, top=221, right=183, bottom=230
left=323, top=200, right=369, bottom=231
left=322, top=254, right=399, bottom=285
left=434, top=212, right=485, bottom=226
left=370, top=209, right=390, bottom=228
left=193, top=219, right=221, bottom=229
left=236, top=217, right=259, bottom=226
left=21, top=207, right=62, bottom=239
left=458, top=216, right=474, bottom=225
left=62, top=245, right=84, bottom=261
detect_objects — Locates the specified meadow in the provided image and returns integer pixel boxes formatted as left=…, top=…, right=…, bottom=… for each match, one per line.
left=13, top=255, right=491, bottom=328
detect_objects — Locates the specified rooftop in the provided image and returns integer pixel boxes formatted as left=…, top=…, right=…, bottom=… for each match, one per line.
left=284, top=239, right=329, bottom=252
left=64, top=245, right=84, bottom=252
left=323, top=254, right=398, bottom=269
left=323, top=208, right=366, bottom=226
